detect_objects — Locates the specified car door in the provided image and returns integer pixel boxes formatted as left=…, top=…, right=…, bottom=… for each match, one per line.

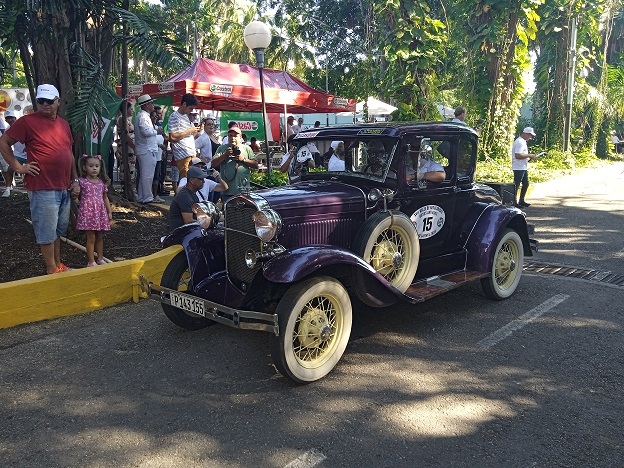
left=395, top=135, right=459, bottom=259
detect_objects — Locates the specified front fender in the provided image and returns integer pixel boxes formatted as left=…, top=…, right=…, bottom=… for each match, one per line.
left=161, top=226, right=227, bottom=290
left=263, top=245, right=377, bottom=283
left=161, top=223, right=204, bottom=249
left=464, top=204, right=531, bottom=271
left=262, top=246, right=403, bottom=307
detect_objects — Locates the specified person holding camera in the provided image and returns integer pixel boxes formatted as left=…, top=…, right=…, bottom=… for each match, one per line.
left=211, top=126, right=258, bottom=202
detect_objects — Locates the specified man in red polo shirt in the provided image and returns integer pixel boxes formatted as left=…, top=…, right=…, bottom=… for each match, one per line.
left=0, top=84, right=79, bottom=274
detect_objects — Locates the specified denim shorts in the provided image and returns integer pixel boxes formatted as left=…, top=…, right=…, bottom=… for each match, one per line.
left=28, top=189, right=71, bottom=244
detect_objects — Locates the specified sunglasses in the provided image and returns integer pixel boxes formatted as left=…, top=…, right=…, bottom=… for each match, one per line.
left=36, top=98, right=57, bottom=105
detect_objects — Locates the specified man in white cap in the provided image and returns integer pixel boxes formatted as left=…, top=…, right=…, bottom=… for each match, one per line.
left=0, top=84, right=80, bottom=274
left=134, top=94, right=165, bottom=203
left=511, top=126, right=539, bottom=208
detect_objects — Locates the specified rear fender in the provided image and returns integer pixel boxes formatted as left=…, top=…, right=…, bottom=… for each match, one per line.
left=464, top=204, right=532, bottom=271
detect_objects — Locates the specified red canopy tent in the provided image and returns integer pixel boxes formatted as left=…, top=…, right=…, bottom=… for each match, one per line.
left=120, top=58, right=356, bottom=114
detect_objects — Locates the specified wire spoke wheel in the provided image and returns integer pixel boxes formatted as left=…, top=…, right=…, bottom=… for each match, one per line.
left=481, top=229, right=524, bottom=300
left=271, top=277, right=352, bottom=383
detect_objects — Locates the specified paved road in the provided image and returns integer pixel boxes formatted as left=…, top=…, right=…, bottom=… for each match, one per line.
left=1, top=162, right=623, bottom=467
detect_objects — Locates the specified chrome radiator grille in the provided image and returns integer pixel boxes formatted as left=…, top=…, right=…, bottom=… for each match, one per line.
left=224, top=198, right=262, bottom=288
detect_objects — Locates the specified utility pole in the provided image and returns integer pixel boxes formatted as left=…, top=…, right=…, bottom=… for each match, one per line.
left=563, top=16, right=578, bottom=152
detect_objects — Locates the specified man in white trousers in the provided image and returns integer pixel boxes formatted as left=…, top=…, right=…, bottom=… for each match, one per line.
left=134, top=94, right=164, bottom=203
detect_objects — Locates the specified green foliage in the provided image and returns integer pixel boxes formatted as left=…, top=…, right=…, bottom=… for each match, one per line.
left=250, top=170, right=289, bottom=187
left=475, top=149, right=602, bottom=184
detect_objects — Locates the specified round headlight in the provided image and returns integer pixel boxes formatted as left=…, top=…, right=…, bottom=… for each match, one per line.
left=192, top=201, right=220, bottom=229
left=252, top=209, right=282, bottom=242
left=368, top=188, right=382, bottom=202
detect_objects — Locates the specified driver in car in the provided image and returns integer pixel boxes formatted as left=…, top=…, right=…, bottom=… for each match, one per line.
left=407, top=145, right=446, bottom=183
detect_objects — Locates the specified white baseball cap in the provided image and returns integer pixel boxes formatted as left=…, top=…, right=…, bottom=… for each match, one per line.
left=4, top=110, right=15, bottom=118
left=330, top=140, right=343, bottom=150
left=523, top=127, right=536, bottom=136
left=190, top=156, right=203, bottom=165
left=36, top=84, right=60, bottom=100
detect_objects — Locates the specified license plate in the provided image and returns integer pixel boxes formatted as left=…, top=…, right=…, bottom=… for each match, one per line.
left=169, top=291, right=206, bottom=317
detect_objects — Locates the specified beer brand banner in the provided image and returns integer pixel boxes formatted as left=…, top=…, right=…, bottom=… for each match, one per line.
left=220, top=111, right=280, bottom=142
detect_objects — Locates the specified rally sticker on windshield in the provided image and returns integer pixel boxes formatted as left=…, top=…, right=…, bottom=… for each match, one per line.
left=410, top=205, right=445, bottom=239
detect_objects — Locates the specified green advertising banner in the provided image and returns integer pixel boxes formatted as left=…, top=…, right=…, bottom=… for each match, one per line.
left=220, top=111, right=265, bottom=140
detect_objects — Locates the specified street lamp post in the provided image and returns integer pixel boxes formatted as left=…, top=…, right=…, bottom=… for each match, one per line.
left=244, top=21, right=272, bottom=175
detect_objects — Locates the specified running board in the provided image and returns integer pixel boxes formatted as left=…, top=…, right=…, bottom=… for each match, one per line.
left=401, top=270, right=489, bottom=303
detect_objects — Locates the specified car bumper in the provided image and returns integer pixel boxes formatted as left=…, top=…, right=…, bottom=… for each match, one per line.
left=139, top=275, right=279, bottom=335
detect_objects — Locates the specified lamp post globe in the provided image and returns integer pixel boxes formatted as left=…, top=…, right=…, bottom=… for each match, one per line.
left=244, top=21, right=272, bottom=53
left=244, top=21, right=272, bottom=174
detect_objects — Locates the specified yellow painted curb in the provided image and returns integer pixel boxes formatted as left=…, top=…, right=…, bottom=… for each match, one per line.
left=0, top=245, right=182, bottom=329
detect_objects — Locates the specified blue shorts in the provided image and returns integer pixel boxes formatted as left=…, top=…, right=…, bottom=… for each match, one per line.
left=27, top=189, right=71, bottom=244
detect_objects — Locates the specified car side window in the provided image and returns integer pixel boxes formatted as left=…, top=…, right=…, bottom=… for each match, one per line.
left=457, top=139, right=475, bottom=181
left=405, top=138, right=451, bottom=187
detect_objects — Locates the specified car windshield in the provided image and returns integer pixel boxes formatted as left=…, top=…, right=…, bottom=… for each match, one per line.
left=291, top=137, right=400, bottom=182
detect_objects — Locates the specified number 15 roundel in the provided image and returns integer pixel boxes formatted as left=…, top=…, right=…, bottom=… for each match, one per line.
left=410, top=205, right=445, bottom=239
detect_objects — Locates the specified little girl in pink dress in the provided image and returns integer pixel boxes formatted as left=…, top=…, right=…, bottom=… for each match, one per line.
left=76, top=154, right=113, bottom=267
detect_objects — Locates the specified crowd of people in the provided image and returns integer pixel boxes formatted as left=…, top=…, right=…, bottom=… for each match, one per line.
left=0, top=88, right=549, bottom=275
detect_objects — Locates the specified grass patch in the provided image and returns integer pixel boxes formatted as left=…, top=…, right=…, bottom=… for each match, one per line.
left=475, top=150, right=619, bottom=184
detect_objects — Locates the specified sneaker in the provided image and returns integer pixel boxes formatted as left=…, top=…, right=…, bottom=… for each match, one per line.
left=96, top=259, right=107, bottom=265
left=518, top=201, right=531, bottom=207
left=2, top=188, right=10, bottom=197
left=86, top=261, right=97, bottom=267
left=152, top=196, right=166, bottom=203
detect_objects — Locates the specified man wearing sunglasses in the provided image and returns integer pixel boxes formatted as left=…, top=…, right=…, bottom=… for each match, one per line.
left=0, top=84, right=79, bottom=274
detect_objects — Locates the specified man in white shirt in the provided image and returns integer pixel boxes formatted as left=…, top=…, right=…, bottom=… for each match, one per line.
left=406, top=145, right=446, bottom=183
left=194, top=119, right=214, bottom=168
left=511, top=127, right=538, bottom=207
left=134, top=94, right=164, bottom=203
left=177, top=157, right=228, bottom=201
left=610, top=131, right=624, bottom=153
left=0, top=111, right=17, bottom=196
left=168, top=93, right=199, bottom=178
left=279, top=144, right=316, bottom=183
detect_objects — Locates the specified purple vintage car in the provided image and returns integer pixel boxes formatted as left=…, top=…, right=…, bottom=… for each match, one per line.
left=140, top=122, right=536, bottom=383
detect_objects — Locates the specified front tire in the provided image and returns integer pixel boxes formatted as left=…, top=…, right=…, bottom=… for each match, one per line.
left=352, top=211, right=419, bottom=293
left=271, top=276, right=352, bottom=383
left=161, top=251, right=215, bottom=330
left=481, top=229, right=524, bottom=300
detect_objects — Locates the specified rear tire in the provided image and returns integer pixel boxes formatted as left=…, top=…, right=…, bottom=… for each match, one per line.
left=481, top=229, right=524, bottom=300
left=161, top=251, right=215, bottom=330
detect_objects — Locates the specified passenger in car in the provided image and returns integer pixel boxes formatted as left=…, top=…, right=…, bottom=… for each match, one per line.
left=406, top=146, right=446, bottom=183
left=327, top=141, right=346, bottom=171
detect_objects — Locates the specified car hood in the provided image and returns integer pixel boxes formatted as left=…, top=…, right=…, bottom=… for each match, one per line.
left=254, top=181, right=366, bottom=218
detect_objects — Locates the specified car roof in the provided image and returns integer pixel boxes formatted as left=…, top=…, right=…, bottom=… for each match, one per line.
left=293, top=121, right=478, bottom=140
